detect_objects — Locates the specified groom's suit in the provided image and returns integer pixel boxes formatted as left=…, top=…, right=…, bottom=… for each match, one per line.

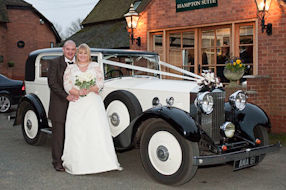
left=48, top=55, right=69, bottom=167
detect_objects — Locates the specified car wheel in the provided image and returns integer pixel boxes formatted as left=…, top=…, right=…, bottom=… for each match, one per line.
left=140, top=119, right=199, bottom=186
left=21, top=104, right=47, bottom=145
left=0, top=93, right=12, bottom=113
left=253, top=125, right=269, bottom=162
left=104, top=90, right=142, bottom=137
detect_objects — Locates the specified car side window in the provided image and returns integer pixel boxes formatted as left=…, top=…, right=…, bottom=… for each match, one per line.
left=39, top=56, right=57, bottom=78
left=39, top=55, right=98, bottom=78
left=91, top=56, right=98, bottom=62
left=103, top=55, right=159, bottom=80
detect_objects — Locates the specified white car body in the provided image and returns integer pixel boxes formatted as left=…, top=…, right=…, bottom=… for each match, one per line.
left=15, top=48, right=279, bottom=186
left=23, top=50, right=201, bottom=137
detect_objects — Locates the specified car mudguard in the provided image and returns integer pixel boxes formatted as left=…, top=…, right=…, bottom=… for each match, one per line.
left=14, top=93, right=48, bottom=129
left=225, top=102, right=270, bottom=142
left=0, top=90, right=9, bottom=94
left=113, top=106, right=201, bottom=150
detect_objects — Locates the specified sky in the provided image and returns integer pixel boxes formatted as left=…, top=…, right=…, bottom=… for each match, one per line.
left=23, top=0, right=99, bottom=33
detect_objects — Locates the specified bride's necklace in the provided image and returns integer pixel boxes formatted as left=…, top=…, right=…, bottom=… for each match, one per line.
left=78, top=62, right=89, bottom=67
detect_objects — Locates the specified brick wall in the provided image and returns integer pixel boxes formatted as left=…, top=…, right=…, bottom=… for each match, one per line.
left=0, top=8, right=58, bottom=80
left=255, top=2, right=286, bottom=133
left=144, top=0, right=257, bottom=30
left=0, top=23, right=8, bottom=74
left=131, top=0, right=286, bottom=133
left=245, top=77, right=271, bottom=115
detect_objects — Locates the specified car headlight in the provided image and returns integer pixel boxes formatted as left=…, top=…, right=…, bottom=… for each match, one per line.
left=196, top=92, right=214, bottom=114
left=229, top=90, right=247, bottom=111
left=152, top=97, right=160, bottom=106
left=166, top=97, right=174, bottom=106
left=220, top=122, right=235, bottom=138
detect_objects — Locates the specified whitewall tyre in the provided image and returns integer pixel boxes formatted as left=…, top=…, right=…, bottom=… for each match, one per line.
left=21, top=104, right=47, bottom=145
left=104, top=90, right=142, bottom=137
left=140, top=119, right=199, bottom=186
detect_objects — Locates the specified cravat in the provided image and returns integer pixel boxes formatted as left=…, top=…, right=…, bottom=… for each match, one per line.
left=68, top=62, right=73, bottom=65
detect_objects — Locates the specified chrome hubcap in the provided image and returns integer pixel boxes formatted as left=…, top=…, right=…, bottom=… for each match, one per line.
left=0, top=96, right=10, bottom=112
left=157, top=145, right=169, bottom=161
left=109, top=112, right=120, bottom=126
left=26, top=119, right=32, bottom=130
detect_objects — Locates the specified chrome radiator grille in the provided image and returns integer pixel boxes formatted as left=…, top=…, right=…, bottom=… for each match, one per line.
left=201, top=90, right=225, bottom=144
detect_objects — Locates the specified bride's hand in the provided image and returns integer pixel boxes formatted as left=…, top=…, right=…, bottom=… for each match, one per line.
left=90, top=85, right=99, bottom=94
left=79, top=89, right=88, bottom=96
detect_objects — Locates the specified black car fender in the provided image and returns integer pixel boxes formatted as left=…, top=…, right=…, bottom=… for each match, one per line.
left=0, top=90, right=9, bottom=94
left=0, top=90, right=12, bottom=99
left=14, top=93, right=48, bottom=129
left=113, top=106, right=201, bottom=151
left=225, top=102, right=270, bottom=141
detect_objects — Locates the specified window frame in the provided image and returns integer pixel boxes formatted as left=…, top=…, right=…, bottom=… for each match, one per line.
left=148, top=20, right=257, bottom=80
left=235, top=22, right=256, bottom=75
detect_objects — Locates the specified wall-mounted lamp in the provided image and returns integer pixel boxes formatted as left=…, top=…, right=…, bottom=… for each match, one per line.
left=255, top=0, right=272, bottom=35
left=124, top=4, right=141, bottom=46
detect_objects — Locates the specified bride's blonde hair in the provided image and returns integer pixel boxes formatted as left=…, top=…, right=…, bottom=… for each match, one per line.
left=76, top=43, right=92, bottom=63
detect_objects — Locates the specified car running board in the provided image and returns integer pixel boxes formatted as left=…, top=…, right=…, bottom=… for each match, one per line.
left=41, top=128, right=52, bottom=134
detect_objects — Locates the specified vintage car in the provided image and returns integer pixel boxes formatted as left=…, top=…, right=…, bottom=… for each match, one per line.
left=0, top=74, right=25, bottom=113
left=14, top=48, right=280, bottom=186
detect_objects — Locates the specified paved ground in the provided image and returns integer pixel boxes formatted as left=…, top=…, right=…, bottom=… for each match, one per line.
left=0, top=106, right=285, bottom=190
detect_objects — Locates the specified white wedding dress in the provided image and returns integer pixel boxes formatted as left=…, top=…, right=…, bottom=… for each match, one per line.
left=62, top=62, right=121, bottom=175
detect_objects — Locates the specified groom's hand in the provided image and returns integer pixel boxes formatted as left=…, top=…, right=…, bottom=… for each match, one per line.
left=67, top=94, right=79, bottom=102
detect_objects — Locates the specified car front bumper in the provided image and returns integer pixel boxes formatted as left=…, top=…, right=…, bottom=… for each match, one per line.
left=193, top=142, right=281, bottom=166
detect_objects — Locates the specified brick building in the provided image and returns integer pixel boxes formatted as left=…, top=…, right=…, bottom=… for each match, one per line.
left=0, top=0, right=61, bottom=80
left=132, top=0, right=286, bottom=133
left=72, top=0, right=286, bottom=133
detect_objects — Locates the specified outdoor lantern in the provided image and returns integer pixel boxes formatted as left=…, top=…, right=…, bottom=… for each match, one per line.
left=255, top=0, right=273, bottom=35
left=124, top=4, right=141, bottom=46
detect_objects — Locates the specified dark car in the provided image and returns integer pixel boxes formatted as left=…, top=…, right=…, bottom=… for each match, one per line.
left=0, top=74, right=25, bottom=113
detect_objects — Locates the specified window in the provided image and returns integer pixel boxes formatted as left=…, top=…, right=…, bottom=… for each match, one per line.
left=150, top=21, right=255, bottom=83
left=39, top=56, right=57, bottom=77
left=152, top=34, right=163, bottom=59
left=133, top=1, right=142, bottom=9
left=169, top=32, right=182, bottom=74
left=238, top=25, right=254, bottom=76
left=103, top=54, right=159, bottom=80
left=201, top=29, right=215, bottom=71
left=201, top=27, right=231, bottom=82
left=182, top=32, right=195, bottom=73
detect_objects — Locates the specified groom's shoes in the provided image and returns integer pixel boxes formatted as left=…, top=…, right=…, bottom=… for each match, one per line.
left=54, top=164, right=65, bottom=172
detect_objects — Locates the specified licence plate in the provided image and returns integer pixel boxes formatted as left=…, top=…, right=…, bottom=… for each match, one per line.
left=233, top=156, right=260, bottom=171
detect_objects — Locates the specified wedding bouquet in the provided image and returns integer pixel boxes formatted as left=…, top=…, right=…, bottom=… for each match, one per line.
left=75, top=73, right=96, bottom=96
left=197, top=70, right=223, bottom=89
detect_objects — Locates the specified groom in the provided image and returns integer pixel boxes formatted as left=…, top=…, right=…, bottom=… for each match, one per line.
left=48, top=40, right=78, bottom=172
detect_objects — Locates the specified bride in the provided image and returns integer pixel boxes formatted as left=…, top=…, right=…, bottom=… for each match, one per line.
left=62, top=43, right=122, bottom=175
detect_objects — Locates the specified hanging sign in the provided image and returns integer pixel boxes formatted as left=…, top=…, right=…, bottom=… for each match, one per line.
left=176, top=0, right=218, bottom=12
